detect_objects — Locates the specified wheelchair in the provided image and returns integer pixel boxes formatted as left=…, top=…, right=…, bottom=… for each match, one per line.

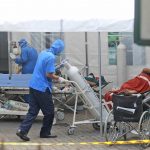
left=104, top=91, right=150, bottom=148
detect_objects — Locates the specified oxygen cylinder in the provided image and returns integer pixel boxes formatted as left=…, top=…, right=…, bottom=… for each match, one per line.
left=63, top=61, right=108, bottom=121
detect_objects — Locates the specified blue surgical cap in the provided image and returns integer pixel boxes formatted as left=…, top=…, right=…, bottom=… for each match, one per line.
left=18, top=38, right=28, bottom=48
left=51, top=39, right=64, bottom=55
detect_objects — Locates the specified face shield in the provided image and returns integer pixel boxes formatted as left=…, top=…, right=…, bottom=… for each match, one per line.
left=11, top=41, right=20, bottom=55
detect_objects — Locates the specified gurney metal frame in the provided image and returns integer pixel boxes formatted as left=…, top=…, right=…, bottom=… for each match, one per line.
left=65, top=80, right=111, bottom=135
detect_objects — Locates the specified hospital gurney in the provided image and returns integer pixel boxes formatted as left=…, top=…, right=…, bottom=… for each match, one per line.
left=0, top=74, right=65, bottom=121
left=0, top=74, right=43, bottom=119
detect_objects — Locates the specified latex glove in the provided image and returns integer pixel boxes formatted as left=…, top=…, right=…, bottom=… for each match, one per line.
left=9, top=53, right=16, bottom=60
left=56, top=64, right=64, bottom=69
left=58, top=77, right=68, bottom=83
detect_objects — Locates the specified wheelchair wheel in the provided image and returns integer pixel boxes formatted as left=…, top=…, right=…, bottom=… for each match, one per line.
left=138, top=111, right=150, bottom=148
left=104, top=110, right=127, bottom=142
left=56, top=111, right=65, bottom=121
left=104, top=110, right=120, bottom=141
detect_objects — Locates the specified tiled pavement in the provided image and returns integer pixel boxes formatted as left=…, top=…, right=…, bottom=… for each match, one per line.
left=0, top=109, right=149, bottom=150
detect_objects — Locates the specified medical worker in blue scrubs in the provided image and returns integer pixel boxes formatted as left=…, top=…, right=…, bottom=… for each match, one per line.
left=16, top=39, right=67, bottom=141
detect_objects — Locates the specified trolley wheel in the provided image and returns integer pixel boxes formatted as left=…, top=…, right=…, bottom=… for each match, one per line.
left=92, top=123, right=100, bottom=130
left=92, top=122, right=104, bottom=131
left=104, top=110, right=121, bottom=142
left=56, top=111, right=65, bottom=121
left=67, top=127, right=75, bottom=135
left=138, top=111, right=150, bottom=148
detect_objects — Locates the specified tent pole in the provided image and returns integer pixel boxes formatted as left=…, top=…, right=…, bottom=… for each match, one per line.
left=8, top=32, right=12, bottom=80
left=98, top=32, right=103, bottom=137
left=60, top=19, right=63, bottom=39
left=60, top=19, right=64, bottom=61
left=85, top=32, right=89, bottom=76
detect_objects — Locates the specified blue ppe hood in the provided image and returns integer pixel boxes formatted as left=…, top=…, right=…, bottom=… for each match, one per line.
left=48, top=39, right=64, bottom=55
left=18, top=38, right=28, bottom=48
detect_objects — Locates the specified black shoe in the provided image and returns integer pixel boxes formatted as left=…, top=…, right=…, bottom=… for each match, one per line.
left=40, top=135, right=57, bottom=138
left=16, top=130, right=30, bottom=141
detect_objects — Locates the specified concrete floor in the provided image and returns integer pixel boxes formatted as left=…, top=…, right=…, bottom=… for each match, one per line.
left=0, top=109, right=149, bottom=150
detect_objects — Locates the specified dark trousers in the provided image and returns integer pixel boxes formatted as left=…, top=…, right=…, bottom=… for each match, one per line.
left=23, top=94, right=30, bottom=103
left=19, top=88, right=54, bottom=136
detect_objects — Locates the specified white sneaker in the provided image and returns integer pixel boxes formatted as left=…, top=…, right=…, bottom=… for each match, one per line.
left=131, top=130, right=138, bottom=135
left=145, top=131, right=150, bottom=136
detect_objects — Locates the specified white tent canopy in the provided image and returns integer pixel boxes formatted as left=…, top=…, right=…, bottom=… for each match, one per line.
left=0, top=0, right=134, bottom=32
left=0, top=19, right=134, bottom=32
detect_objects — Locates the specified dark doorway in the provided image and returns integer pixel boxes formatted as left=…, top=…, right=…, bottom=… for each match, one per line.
left=0, top=32, right=8, bottom=73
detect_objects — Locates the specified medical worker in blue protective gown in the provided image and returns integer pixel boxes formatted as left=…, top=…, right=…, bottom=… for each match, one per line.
left=10, top=39, right=38, bottom=103
left=16, top=39, right=68, bottom=141
left=16, top=39, right=38, bottom=74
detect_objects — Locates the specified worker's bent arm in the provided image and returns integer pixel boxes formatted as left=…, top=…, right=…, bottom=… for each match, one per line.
left=15, top=48, right=28, bottom=64
left=46, top=73, right=59, bottom=81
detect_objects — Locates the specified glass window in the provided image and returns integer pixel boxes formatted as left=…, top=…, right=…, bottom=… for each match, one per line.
left=31, top=32, right=42, bottom=51
left=120, top=33, right=133, bottom=65
left=108, top=32, right=145, bottom=66
left=45, top=32, right=64, bottom=48
left=108, top=32, right=119, bottom=65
